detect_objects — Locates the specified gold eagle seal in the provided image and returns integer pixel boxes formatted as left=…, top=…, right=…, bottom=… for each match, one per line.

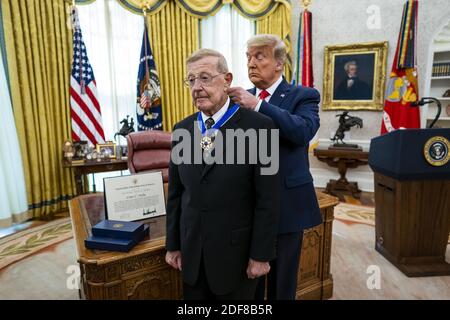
left=423, top=136, right=450, bottom=167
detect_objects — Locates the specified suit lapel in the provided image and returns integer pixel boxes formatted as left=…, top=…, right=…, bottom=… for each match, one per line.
left=249, top=78, right=291, bottom=110
left=186, top=114, right=204, bottom=176
left=200, top=106, right=241, bottom=180
left=268, top=78, right=291, bottom=109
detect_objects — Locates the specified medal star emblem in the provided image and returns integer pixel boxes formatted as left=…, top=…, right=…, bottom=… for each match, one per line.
left=200, top=136, right=214, bottom=151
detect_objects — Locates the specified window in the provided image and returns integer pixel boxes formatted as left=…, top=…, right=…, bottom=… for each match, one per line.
left=77, top=0, right=143, bottom=190
left=77, top=0, right=143, bottom=142
left=201, top=5, right=255, bottom=89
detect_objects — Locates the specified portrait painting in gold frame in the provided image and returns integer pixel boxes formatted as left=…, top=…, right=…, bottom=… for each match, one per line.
left=322, top=42, right=388, bottom=111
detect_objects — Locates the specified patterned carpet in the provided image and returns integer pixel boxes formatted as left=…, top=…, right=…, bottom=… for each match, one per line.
left=334, top=203, right=450, bottom=243
left=0, top=218, right=73, bottom=271
left=334, top=203, right=375, bottom=226
left=0, top=203, right=448, bottom=299
left=0, top=203, right=447, bottom=272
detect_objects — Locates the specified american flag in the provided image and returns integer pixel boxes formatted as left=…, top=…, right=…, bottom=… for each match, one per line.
left=140, top=88, right=150, bottom=109
left=69, top=6, right=105, bottom=146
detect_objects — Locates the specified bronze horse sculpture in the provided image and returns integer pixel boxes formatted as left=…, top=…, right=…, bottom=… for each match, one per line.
left=331, top=111, right=363, bottom=145
left=114, top=115, right=135, bottom=140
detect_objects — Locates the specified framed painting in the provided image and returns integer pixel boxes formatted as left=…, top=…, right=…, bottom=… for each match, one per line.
left=322, top=41, right=388, bottom=110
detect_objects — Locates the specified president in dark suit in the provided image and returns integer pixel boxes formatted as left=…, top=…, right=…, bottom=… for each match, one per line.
left=165, top=48, right=280, bottom=300
left=228, top=34, right=322, bottom=300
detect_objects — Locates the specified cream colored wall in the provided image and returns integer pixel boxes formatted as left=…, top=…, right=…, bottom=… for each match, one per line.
left=290, top=0, right=450, bottom=191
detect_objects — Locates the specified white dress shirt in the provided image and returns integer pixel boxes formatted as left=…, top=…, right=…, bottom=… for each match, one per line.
left=254, top=75, right=283, bottom=112
left=201, top=96, right=230, bottom=126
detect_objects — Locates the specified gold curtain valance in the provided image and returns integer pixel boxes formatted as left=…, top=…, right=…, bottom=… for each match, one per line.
left=75, top=0, right=291, bottom=20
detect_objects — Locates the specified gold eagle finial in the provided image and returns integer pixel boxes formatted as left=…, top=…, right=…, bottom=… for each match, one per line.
left=141, top=0, right=153, bottom=16
left=302, top=0, right=311, bottom=10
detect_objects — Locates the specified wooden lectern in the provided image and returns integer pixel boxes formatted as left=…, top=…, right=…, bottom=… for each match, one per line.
left=369, top=128, right=450, bottom=277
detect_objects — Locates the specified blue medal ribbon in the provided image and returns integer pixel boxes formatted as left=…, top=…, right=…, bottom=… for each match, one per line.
left=197, top=103, right=240, bottom=135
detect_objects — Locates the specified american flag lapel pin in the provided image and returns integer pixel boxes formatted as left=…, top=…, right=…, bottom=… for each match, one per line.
left=280, top=93, right=285, bottom=98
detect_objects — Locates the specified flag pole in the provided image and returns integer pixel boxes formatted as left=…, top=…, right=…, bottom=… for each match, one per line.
left=141, top=3, right=150, bottom=93
left=140, top=1, right=151, bottom=122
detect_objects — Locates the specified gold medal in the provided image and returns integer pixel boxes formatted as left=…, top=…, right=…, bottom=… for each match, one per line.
left=200, top=136, right=214, bottom=151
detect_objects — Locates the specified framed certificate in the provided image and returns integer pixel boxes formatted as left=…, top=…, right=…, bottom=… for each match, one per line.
left=103, top=171, right=166, bottom=222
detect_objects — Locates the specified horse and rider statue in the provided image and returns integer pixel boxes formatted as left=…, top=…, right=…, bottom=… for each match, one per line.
left=331, top=111, right=363, bottom=146
left=114, top=115, right=135, bottom=140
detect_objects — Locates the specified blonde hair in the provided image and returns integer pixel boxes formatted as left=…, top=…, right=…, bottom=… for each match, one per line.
left=247, top=34, right=286, bottom=65
left=186, top=48, right=229, bottom=73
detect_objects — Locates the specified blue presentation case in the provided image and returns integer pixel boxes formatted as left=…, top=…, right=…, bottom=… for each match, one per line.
left=92, top=219, right=145, bottom=240
left=85, top=224, right=149, bottom=252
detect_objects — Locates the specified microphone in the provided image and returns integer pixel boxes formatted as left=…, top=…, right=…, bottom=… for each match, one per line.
left=410, top=97, right=441, bottom=128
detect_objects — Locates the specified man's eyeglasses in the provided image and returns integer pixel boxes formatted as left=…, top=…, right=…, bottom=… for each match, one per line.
left=183, top=72, right=225, bottom=88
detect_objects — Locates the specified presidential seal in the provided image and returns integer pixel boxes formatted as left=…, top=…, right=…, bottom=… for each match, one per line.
left=113, top=223, right=124, bottom=229
left=423, top=136, right=450, bottom=167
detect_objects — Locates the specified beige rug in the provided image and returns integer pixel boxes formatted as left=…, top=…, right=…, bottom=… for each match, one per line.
left=0, top=218, right=73, bottom=271
left=0, top=205, right=448, bottom=300
left=334, top=202, right=450, bottom=243
left=334, top=203, right=375, bottom=226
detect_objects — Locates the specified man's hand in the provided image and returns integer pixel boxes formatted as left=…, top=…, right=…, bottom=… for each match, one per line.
left=227, top=87, right=259, bottom=110
left=165, top=250, right=182, bottom=271
left=246, top=258, right=270, bottom=279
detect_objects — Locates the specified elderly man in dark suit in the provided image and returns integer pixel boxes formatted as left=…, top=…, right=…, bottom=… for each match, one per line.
left=228, top=34, right=322, bottom=300
left=165, top=48, right=280, bottom=300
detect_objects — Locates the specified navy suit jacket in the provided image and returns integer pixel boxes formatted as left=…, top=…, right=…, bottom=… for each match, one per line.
left=249, top=78, right=322, bottom=233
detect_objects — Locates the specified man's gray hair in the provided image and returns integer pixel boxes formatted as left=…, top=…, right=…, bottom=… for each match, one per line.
left=186, top=48, right=229, bottom=73
left=344, top=60, right=357, bottom=72
left=247, top=34, right=286, bottom=65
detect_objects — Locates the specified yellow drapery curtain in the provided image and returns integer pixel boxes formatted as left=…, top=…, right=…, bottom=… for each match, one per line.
left=108, top=0, right=288, bottom=19
left=145, top=1, right=199, bottom=131
left=1, top=0, right=75, bottom=218
left=256, top=2, right=292, bottom=81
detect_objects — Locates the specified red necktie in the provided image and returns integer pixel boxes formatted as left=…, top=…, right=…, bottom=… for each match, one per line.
left=258, top=90, right=270, bottom=100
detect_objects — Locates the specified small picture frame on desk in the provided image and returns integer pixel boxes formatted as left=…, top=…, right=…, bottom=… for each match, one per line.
left=120, top=145, right=128, bottom=160
left=73, top=140, right=88, bottom=160
left=96, top=142, right=116, bottom=159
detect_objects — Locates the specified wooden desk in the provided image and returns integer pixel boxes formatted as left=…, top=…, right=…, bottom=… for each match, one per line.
left=297, top=192, right=339, bottom=300
left=314, top=147, right=369, bottom=200
left=69, top=191, right=338, bottom=300
left=70, top=191, right=181, bottom=300
left=63, top=159, right=128, bottom=195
